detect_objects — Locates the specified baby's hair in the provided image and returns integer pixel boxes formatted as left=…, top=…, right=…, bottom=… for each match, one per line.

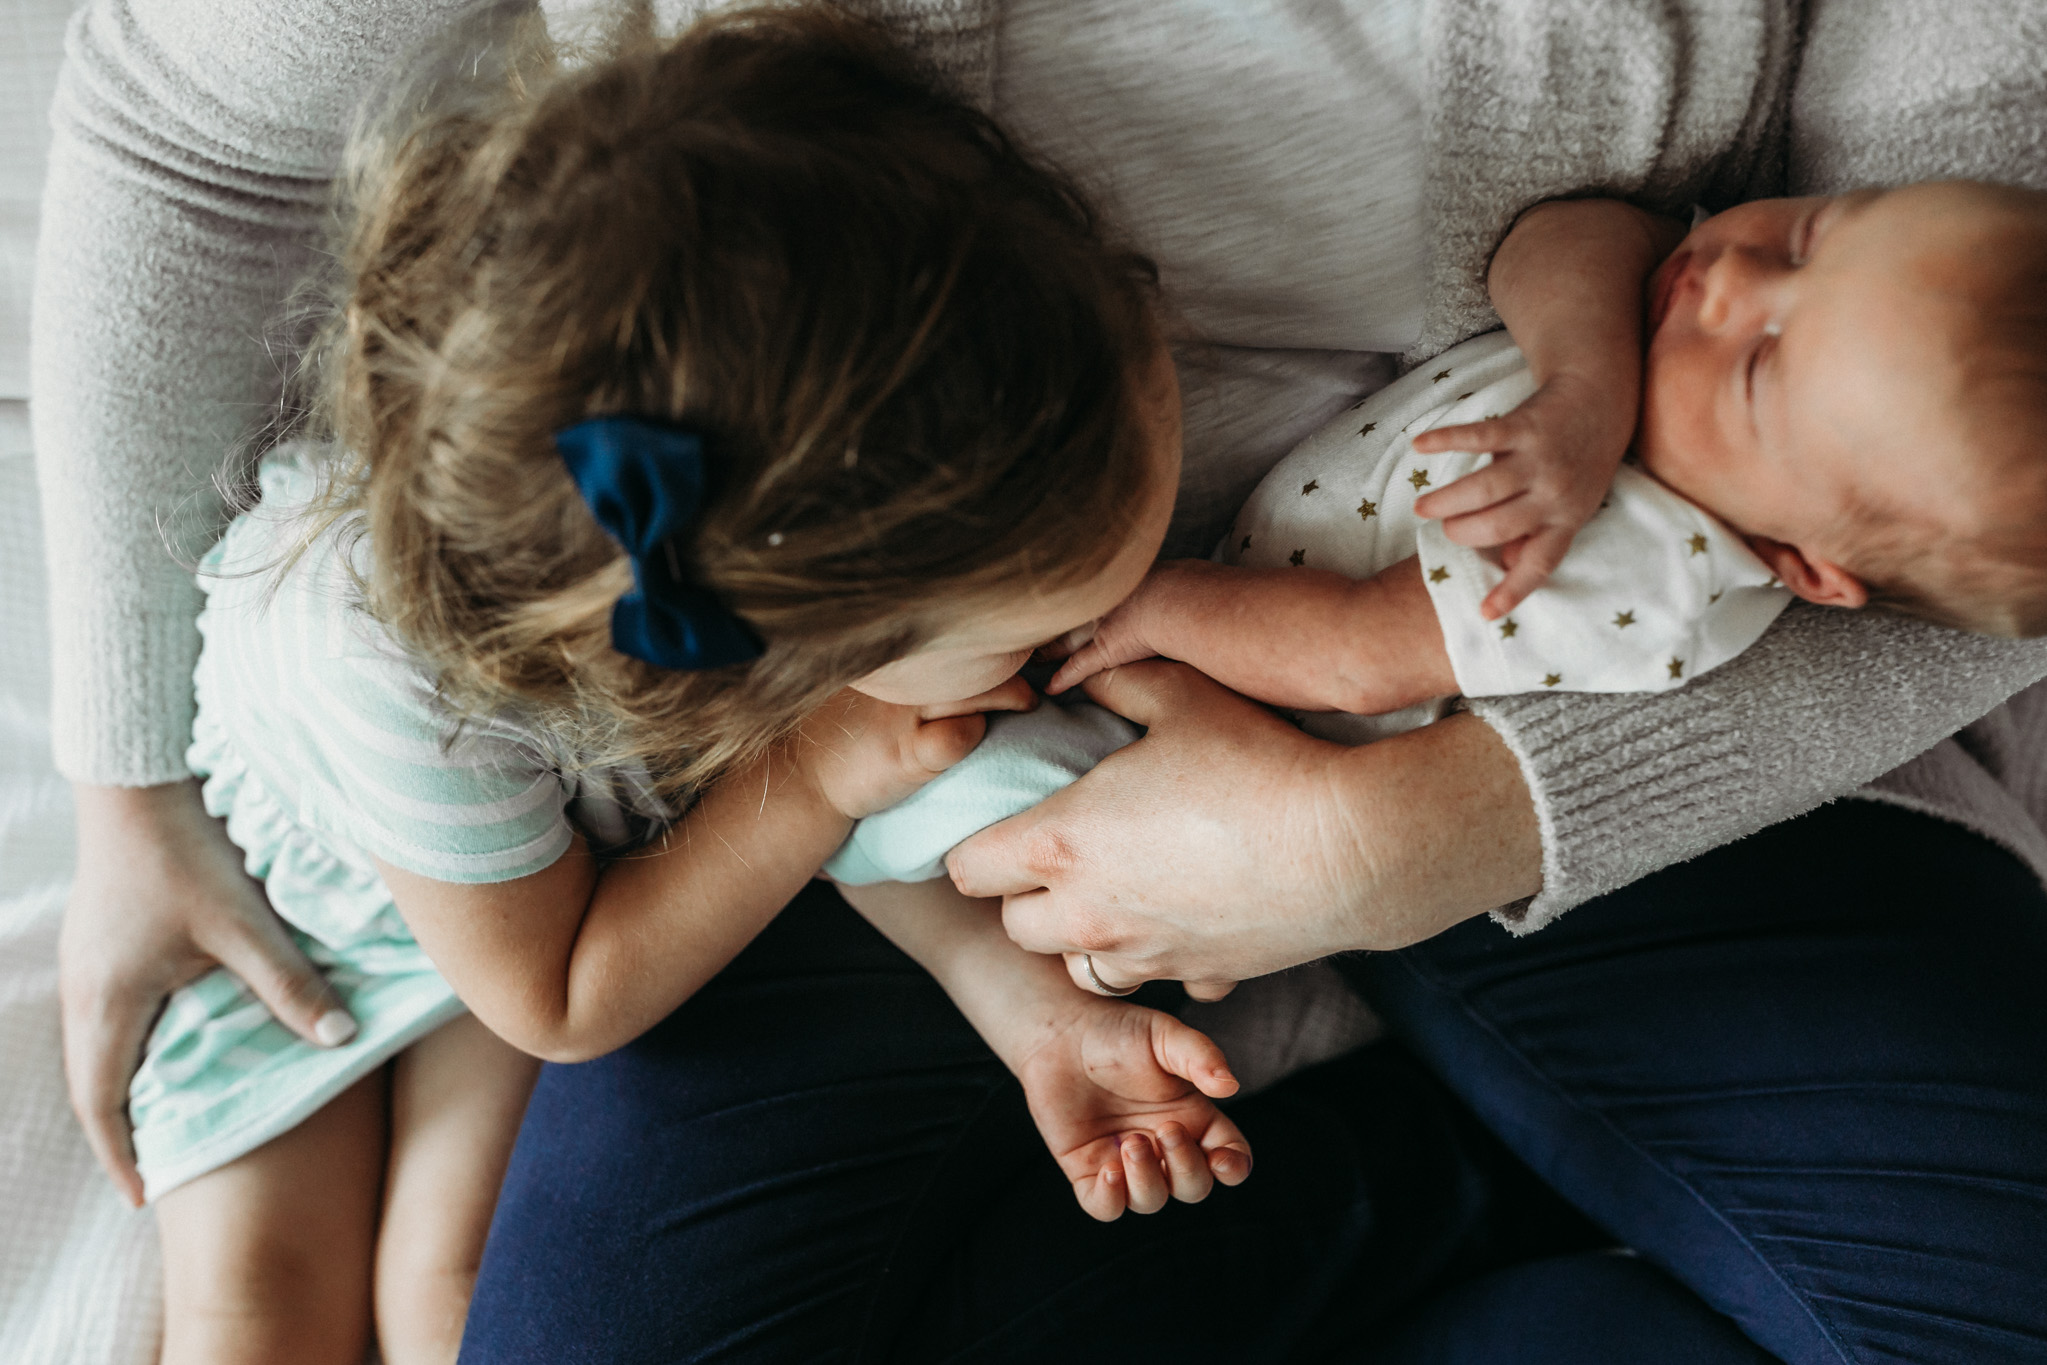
left=312, top=3, right=1160, bottom=796
left=1848, top=181, right=2047, bottom=637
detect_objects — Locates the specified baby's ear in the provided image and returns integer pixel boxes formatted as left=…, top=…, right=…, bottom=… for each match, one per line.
left=1746, top=536, right=1870, bottom=609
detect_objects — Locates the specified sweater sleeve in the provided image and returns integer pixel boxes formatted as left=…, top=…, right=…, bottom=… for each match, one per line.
left=28, top=0, right=494, bottom=785
left=1469, top=607, right=2047, bottom=932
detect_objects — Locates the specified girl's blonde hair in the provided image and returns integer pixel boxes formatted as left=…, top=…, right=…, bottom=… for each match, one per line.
left=314, top=3, right=1160, bottom=798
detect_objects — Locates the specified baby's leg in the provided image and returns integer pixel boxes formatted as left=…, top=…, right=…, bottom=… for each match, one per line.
left=374, top=1012, right=539, bottom=1365
left=155, top=1070, right=387, bottom=1365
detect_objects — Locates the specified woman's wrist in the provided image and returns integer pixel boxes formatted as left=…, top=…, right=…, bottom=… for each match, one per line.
left=1320, top=712, right=1543, bottom=951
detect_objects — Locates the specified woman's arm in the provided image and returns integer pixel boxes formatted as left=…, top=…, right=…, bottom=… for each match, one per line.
left=33, top=0, right=518, bottom=1199
left=953, top=605, right=2047, bottom=981
left=950, top=662, right=1539, bottom=984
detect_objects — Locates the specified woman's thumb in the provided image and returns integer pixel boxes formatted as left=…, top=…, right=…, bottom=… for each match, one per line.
left=211, top=917, right=356, bottom=1048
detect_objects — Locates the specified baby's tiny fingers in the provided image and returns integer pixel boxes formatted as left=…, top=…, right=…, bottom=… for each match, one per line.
left=1121, top=1132, right=1170, bottom=1215
left=1482, top=528, right=1576, bottom=620
left=1159, top=1123, right=1216, bottom=1205
left=1045, top=648, right=1103, bottom=696
left=1439, top=498, right=1544, bottom=552
left=1414, top=463, right=1528, bottom=522
left=1411, top=417, right=1515, bottom=456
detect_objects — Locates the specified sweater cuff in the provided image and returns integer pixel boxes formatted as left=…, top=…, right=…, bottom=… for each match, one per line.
left=48, top=595, right=203, bottom=788
left=1464, top=684, right=1750, bottom=933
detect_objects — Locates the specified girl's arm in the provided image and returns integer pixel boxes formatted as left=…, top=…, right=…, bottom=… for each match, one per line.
left=839, top=878, right=1249, bottom=1221
left=379, top=686, right=1024, bottom=1062
left=36, top=0, right=508, bottom=1202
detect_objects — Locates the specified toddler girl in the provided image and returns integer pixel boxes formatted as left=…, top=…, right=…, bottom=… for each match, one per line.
left=127, top=11, right=1244, bottom=1364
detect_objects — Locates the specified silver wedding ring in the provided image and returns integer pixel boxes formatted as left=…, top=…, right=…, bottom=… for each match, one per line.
left=1083, top=953, right=1140, bottom=997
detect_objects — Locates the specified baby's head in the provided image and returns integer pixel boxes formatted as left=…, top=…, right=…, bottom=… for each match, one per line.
left=1637, top=180, right=2047, bottom=635
left=325, top=6, right=1176, bottom=792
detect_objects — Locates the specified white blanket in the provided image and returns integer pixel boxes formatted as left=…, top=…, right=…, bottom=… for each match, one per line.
left=0, top=430, right=162, bottom=1364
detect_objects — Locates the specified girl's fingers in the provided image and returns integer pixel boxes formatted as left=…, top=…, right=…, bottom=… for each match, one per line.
left=917, top=674, right=1039, bottom=721
left=1158, top=1122, right=1215, bottom=1204
left=1413, top=463, right=1527, bottom=522
left=1151, top=1014, right=1239, bottom=1098
left=1200, top=1114, right=1255, bottom=1188
left=1077, top=1165, right=1128, bottom=1222
left=910, top=711, right=989, bottom=774
left=1120, top=1132, right=1170, bottom=1214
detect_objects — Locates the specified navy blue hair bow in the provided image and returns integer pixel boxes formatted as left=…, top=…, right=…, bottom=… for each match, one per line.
left=555, top=416, right=765, bottom=671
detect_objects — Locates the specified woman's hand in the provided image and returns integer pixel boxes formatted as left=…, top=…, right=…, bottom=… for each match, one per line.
left=61, top=780, right=357, bottom=1206
left=947, top=662, right=1542, bottom=987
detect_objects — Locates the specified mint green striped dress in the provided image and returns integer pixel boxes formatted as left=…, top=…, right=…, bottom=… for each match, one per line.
left=130, top=445, right=666, bottom=1201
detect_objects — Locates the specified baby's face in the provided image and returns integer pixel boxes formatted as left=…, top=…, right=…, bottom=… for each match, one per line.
left=1636, top=185, right=1987, bottom=596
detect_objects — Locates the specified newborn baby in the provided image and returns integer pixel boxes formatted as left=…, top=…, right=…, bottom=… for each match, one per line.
left=831, top=180, right=2047, bottom=904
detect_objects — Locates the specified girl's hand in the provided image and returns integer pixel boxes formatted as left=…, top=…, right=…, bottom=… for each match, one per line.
left=798, top=676, right=1038, bottom=819
left=62, top=780, right=357, bottom=1206
left=1014, top=998, right=1251, bottom=1221
left=1411, top=369, right=1634, bottom=620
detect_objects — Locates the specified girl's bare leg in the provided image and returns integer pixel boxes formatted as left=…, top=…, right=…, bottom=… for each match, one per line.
left=374, top=1012, right=539, bottom=1365
left=156, top=1070, right=387, bottom=1365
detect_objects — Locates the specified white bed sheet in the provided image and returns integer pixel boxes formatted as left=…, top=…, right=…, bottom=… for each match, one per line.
left=0, top=431, right=163, bottom=1365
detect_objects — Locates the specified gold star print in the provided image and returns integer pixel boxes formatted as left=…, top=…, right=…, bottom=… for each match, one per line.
left=1289, top=548, right=1306, bottom=567
left=1357, top=498, right=1378, bottom=521
left=1499, top=618, right=1518, bottom=638
left=1301, top=479, right=1320, bottom=496
left=1542, top=673, right=1562, bottom=687
left=1432, top=369, right=1452, bottom=383
left=1766, top=576, right=1781, bottom=590
left=1709, top=590, right=1722, bottom=604
left=1428, top=566, right=1451, bottom=583
left=1687, top=533, right=1709, bottom=556
left=1456, top=392, right=1474, bottom=402
left=1359, top=421, right=1378, bottom=437
left=1409, top=468, right=1433, bottom=491
left=1668, top=657, right=1685, bottom=679
left=1240, top=535, right=1252, bottom=552
left=1484, top=413, right=1502, bottom=422
left=1613, top=610, right=1637, bottom=629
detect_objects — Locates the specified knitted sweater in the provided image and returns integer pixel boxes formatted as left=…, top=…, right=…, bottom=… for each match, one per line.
left=30, top=0, right=2047, bottom=928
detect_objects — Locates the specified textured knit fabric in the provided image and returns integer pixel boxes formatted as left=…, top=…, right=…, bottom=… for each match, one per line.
left=29, top=0, right=2047, bottom=927
left=830, top=332, right=1789, bottom=888
left=126, top=445, right=666, bottom=1198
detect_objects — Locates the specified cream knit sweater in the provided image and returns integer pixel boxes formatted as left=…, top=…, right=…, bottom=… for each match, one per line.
left=31, top=0, right=2047, bottom=928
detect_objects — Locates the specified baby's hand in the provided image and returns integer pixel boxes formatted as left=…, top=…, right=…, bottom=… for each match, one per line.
left=1410, top=370, right=1633, bottom=619
left=1045, top=560, right=1212, bottom=695
left=1015, top=997, right=1251, bottom=1221
left=798, top=677, right=1037, bottom=819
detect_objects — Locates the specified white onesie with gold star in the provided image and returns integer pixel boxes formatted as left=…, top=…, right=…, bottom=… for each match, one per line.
left=1224, top=328, right=1792, bottom=746
left=824, top=330, right=1792, bottom=885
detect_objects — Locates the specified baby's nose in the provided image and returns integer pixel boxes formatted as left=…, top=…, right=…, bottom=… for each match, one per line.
left=1696, top=246, right=1786, bottom=332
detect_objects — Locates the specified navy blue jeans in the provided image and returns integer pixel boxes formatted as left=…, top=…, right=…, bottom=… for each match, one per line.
left=461, top=803, right=2047, bottom=1364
